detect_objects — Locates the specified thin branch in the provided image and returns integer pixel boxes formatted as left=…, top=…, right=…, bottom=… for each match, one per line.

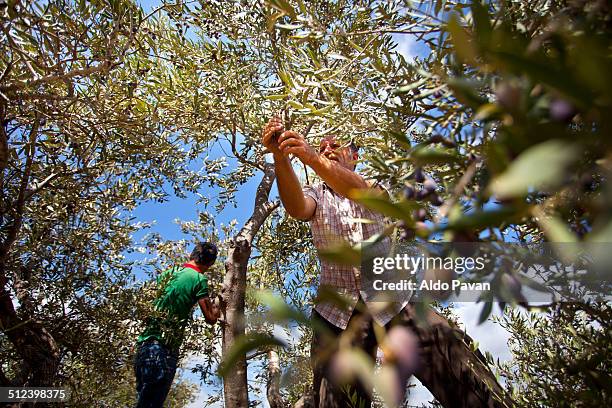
left=340, top=28, right=436, bottom=36
left=245, top=349, right=268, bottom=361
left=302, top=121, right=315, bottom=185
left=0, top=101, right=7, bottom=170
left=230, top=119, right=264, bottom=171
left=4, top=30, right=39, bottom=79
left=327, top=34, right=381, bottom=82
left=435, top=159, right=479, bottom=223
left=24, top=172, right=63, bottom=200
left=0, top=60, right=13, bottom=83
left=0, top=62, right=110, bottom=93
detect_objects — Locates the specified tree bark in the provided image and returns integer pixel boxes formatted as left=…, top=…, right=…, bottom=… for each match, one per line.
left=221, top=163, right=278, bottom=408
left=267, top=348, right=286, bottom=408
left=0, top=101, right=8, bottom=170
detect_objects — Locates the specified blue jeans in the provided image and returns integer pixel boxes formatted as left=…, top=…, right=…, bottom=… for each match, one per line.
left=134, top=340, right=179, bottom=408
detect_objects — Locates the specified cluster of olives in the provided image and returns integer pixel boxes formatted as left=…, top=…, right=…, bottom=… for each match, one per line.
left=398, top=168, right=444, bottom=240
left=496, top=82, right=578, bottom=123
left=405, top=167, right=444, bottom=205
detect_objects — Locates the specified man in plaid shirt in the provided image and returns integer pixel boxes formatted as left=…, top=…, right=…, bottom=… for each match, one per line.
left=262, top=116, right=509, bottom=408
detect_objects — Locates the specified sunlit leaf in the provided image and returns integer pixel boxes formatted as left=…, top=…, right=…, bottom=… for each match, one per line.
left=268, top=0, right=297, bottom=20
left=265, top=94, right=289, bottom=100
left=410, top=146, right=461, bottom=166
left=489, top=140, right=578, bottom=199
left=351, top=189, right=414, bottom=222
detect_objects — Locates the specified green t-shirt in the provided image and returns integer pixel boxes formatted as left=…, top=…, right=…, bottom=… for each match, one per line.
left=137, top=264, right=209, bottom=350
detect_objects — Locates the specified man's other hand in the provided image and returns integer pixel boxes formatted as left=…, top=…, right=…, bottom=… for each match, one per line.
left=279, top=130, right=318, bottom=166
left=262, top=116, right=284, bottom=155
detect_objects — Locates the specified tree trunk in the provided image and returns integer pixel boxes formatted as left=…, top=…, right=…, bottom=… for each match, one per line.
left=221, top=237, right=251, bottom=407
left=267, top=348, right=285, bottom=408
left=221, top=164, right=278, bottom=408
left=0, top=270, right=60, bottom=387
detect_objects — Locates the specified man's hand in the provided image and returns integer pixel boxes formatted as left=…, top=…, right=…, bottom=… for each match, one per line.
left=198, top=296, right=221, bottom=325
left=262, top=116, right=284, bottom=155
left=278, top=130, right=318, bottom=166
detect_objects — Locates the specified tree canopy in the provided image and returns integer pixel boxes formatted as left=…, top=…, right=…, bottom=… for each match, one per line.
left=1, top=0, right=610, bottom=406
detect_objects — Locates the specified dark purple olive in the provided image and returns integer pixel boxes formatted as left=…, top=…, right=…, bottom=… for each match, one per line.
left=382, top=326, right=418, bottom=377
left=549, top=99, right=576, bottom=123
left=415, top=208, right=427, bottom=221
left=381, top=327, right=419, bottom=406
left=495, top=82, right=521, bottom=110
left=414, top=168, right=425, bottom=183
left=429, top=194, right=443, bottom=206
left=415, top=190, right=430, bottom=200
left=423, top=178, right=437, bottom=193
left=429, top=135, right=445, bottom=144
left=403, top=183, right=416, bottom=199
left=452, top=230, right=478, bottom=256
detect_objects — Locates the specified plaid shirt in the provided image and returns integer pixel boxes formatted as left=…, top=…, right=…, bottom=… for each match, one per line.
left=303, top=182, right=411, bottom=329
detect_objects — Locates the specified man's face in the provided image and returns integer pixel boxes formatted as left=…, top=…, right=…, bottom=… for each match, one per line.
left=318, top=136, right=357, bottom=170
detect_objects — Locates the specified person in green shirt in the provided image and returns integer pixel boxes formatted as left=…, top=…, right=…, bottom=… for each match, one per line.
left=134, top=242, right=220, bottom=408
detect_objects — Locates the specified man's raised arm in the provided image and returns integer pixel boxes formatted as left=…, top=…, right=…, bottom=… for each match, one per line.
left=262, top=116, right=316, bottom=220
left=277, top=130, right=379, bottom=199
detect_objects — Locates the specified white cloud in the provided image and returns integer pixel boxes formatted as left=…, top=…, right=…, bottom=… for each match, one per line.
left=392, top=34, right=419, bottom=61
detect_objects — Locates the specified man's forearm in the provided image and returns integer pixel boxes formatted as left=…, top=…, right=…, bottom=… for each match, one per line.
left=308, top=155, right=369, bottom=198
left=273, top=153, right=311, bottom=219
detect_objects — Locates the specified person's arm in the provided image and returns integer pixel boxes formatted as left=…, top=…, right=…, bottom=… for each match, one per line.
left=262, top=117, right=316, bottom=220
left=277, top=130, right=375, bottom=199
left=198, top=296, right=220, bottom=325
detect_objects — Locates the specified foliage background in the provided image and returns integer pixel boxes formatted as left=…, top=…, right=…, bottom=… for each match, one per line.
left=0, top=0, right=609, bottom=406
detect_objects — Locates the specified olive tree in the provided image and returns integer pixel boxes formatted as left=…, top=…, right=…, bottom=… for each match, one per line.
left=0, top=0, right=215, bottom=401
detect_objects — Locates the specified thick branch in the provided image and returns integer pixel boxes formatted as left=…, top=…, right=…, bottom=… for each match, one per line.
left=24, top=172, right=63, bottom=200
left=267, top=348, right=286, bottom=408
left=239, top=163, right=279, bottom=243
left=0, top=115, right=40, bottom=263
left=221, top=164, right=280, bottom=408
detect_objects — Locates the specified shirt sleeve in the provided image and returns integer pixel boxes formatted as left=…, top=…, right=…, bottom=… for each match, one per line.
left=302, top=183, right=320, bottom=220
left=195, top=274, right=209, bottom=299
left=303, top=183, right=319, bottom=203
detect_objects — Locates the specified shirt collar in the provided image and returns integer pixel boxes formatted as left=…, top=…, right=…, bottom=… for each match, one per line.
left=182, top=262, right=202, bottom=273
